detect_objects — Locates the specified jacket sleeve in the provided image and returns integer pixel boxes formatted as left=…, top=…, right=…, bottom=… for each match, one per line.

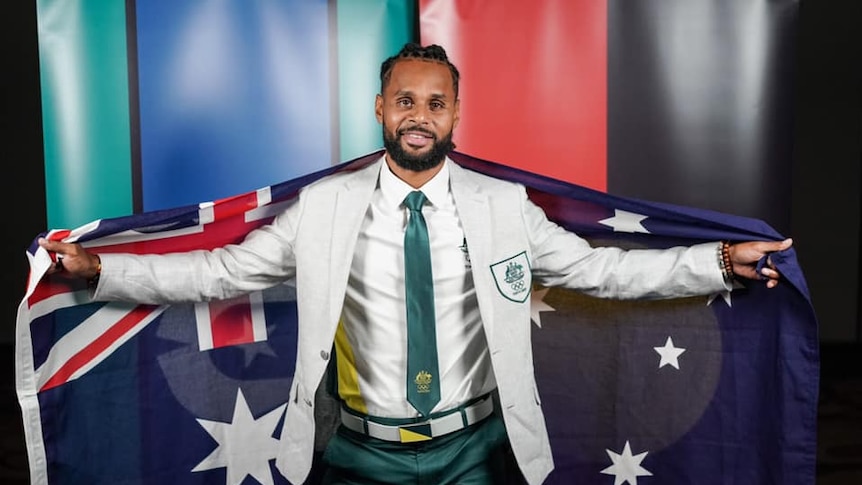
left=521, top=190, right=730, bottom=300
left=93, top=197, right=303, bottom=304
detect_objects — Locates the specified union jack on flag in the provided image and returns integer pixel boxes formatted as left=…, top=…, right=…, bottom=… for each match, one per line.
left=17, top=151, right=819, bottom=484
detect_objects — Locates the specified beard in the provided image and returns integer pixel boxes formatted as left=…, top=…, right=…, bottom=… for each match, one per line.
left=383, top=126, right=456, bottom=172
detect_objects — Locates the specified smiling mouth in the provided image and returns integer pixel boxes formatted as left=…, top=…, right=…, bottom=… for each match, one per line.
left=399, top=129, right=434, bottom=148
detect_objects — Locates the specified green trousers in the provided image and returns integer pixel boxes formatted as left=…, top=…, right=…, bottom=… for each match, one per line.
left=319, top=412, right=523, bottom=485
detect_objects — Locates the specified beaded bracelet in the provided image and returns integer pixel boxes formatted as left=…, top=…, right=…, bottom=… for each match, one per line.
left=718, top=241, right=734, bottom=282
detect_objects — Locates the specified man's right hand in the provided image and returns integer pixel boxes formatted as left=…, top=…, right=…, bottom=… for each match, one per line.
left=38, top=238, right=101, bottom=280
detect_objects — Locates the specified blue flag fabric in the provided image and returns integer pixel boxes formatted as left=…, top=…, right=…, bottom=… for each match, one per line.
left=17, top=150, right=818, bottom=484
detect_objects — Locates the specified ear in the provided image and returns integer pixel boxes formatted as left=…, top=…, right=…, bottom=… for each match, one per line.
left=453, top=98, right=461, bottom=128
left=375, top=94, right=384, bottom=123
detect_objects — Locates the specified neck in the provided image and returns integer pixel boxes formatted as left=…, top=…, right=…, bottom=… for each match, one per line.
left=385, top=154, right=445, bottom=189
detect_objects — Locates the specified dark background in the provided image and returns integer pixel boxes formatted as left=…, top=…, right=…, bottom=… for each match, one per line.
left=1, top=1, right=860, bottom=483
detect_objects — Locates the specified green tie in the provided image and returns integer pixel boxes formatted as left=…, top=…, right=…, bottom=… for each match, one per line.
left=403, top=191, right=440, bottom=417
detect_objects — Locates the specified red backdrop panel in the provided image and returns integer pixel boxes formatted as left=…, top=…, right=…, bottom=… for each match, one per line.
left=420, top=0, right=607, bottom=190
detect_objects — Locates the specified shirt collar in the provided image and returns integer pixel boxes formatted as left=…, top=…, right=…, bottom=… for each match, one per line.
left=379, top=156, right=451, bottom=209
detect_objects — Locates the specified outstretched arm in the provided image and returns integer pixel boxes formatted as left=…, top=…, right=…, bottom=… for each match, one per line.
left=728, top=238, right=793, bottom=289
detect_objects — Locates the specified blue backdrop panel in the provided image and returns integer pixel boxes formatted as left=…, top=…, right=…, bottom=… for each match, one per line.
left=135, top=0, right=333, bottom=211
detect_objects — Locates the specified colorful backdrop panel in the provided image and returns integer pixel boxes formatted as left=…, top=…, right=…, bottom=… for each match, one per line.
left=134, top=0, right=334, bottom=211
left=420, top=0, right=608, bottom=191
left=336, top=0, right=417, bottom=162
left=606, top=0, right=796, bottom=233
left=36, top=0, right=134, bottom=229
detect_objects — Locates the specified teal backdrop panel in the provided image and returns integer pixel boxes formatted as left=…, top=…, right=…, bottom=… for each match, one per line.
left=37, top=0, right=133, bottom=229
left=336, top=0, right=416, bottom=162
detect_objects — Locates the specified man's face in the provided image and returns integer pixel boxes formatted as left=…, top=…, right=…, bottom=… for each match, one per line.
left=376, top=59, right=460, bottom=172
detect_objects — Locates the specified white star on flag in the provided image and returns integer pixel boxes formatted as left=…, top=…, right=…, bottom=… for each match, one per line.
left=193, top=389, right=287, bottom=485
left=654, top=336, right=686, bottom=369
left=707, top=279, right=745, bottom=307
left=530, top=287, right=555, bottom=327
left=598, top=209, right=650, bottom=233
left=601, top=441, right=653, bottom=485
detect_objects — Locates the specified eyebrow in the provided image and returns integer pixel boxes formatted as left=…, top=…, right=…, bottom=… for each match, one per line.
left=393, top=89, right=449, bottom=98
left=393, top=91, right=451, bottom=105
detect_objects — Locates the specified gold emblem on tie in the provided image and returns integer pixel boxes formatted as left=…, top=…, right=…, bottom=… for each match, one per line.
left=414, top=370, right=433, bottom=394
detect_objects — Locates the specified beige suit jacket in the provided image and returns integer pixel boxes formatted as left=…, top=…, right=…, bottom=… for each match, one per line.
left=95, top=156, right=728, bottom=484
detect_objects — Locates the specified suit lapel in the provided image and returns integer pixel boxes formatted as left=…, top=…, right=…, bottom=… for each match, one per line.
left=449, top=162, right=492, bottom=256
left=327, top=159, right=382, bottom=324
left=449, top=162, right=497, bottom=342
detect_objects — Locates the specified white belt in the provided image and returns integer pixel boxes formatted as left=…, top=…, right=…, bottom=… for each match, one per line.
left=340, top=395, right=495, bottom=443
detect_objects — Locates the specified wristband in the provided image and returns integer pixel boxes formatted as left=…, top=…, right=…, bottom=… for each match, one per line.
left=87, top=257, right=102, bottom=289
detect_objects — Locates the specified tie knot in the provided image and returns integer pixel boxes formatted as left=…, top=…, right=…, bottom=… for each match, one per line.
left=404, top=191, right=427, bottom=211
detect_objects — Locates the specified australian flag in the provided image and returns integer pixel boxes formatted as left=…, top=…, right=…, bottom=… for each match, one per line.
left=16, top=150, right=819, bottom=484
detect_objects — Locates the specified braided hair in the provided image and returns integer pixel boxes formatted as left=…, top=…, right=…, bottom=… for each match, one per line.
left=379, top=43, right=461, bottom=98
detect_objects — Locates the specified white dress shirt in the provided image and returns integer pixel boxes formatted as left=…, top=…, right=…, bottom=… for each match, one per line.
left=338, top=158, right=497, bottom=418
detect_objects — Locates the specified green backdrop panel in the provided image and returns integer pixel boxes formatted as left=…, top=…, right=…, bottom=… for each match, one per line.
left=37, top=0, right=133, bottom=229
left=336, top=0, right=416, bottom=162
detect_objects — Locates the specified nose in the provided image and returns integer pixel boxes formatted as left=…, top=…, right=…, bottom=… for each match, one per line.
left=409, top=104, right=429, bottom=123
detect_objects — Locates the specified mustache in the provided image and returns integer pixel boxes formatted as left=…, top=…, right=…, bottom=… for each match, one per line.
left=397, top=127, right=436, bottom=138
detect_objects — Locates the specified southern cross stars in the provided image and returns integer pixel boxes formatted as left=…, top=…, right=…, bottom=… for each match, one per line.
left=530, top=287, right=555, bottom=327
left=599, top=209, right=650, bottom=234
left=708, top=278, right=745, bottom=307
left=654, top=336, right=686, bottom=370
left=601, top=441, right=653, bottom=485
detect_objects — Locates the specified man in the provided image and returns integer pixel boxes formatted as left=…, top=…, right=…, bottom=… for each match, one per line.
left=39, top=43, right=793, bottom=484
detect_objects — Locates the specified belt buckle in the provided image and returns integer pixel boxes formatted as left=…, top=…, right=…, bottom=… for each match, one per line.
left=398, top=421, right=433, bottom=443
